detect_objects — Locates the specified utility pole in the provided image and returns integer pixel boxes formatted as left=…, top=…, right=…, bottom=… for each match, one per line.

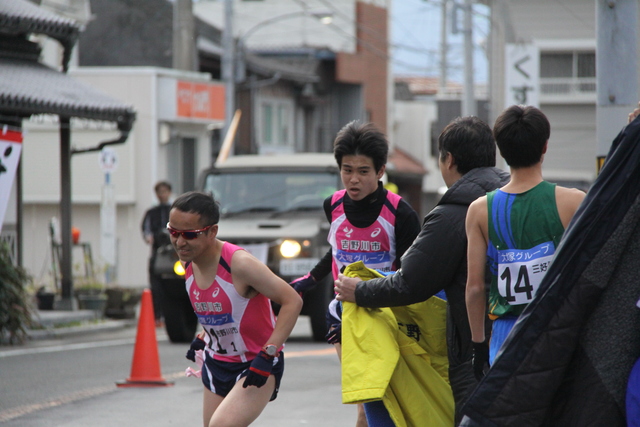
left=462, top=0, right=476, bottom=116
left=222, top=0, right=235, bottom=137
left=439, top=0, right=448, bottom=94
left=596, top=0, right=638, bottom=168
left=173, top=0, right=196, bottom=71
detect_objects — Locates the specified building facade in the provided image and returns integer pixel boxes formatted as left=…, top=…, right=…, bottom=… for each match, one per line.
left=13, top=0, right=400, bottom=289
left=485, top=0, right=639, bottom=189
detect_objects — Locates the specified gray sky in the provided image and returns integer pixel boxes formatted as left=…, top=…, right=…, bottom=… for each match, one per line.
left=391, top=0, right=489, bottom=83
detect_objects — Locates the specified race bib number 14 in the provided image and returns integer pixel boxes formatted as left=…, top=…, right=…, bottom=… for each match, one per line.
left=497, top=241, right=555, bottom=305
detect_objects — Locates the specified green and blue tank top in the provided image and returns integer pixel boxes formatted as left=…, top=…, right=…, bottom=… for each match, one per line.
left=486, top=181, right=565, bottom=318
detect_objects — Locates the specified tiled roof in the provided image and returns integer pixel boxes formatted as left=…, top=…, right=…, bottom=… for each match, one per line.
left=0, top=58, right=135, bottom=128
left=395, top=75, right=463, bottom=96
left=0, top=0, right=79, bottom=47
left=244, top=51, right=320, bottom=84
left=388, top=146, right=428, bottom=176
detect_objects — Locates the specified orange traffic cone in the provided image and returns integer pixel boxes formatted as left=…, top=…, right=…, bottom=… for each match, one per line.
left=117, top=289, right=174, bottom=387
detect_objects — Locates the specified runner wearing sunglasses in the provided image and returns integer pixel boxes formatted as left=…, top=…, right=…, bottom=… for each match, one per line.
left=166, top=223, right=214, bottom=240
left=168, top=191, right=303, bottom=427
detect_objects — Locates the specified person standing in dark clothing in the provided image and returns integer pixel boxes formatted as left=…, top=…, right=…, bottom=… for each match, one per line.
left=141, top=180, right=172, bottom=326
left=334, top=116, right=509, bottom=424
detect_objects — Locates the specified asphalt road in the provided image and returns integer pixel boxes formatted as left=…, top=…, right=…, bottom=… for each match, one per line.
left=0, top=317, right=356, bottom=426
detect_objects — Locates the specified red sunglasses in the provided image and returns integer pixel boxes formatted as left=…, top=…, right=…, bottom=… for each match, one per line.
left=166, top=222, right=214, bottom=240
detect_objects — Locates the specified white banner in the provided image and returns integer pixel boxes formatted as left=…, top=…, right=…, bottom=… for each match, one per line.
left=0, top=129, right=23, bottom=234
left=505, top=43, right=540, bottom=108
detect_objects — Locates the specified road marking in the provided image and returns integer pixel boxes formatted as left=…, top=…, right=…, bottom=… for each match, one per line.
left=0, top=385, right=117, bottom=423
left=0, top=338, right=137, bottom=358
left=0, top=344, right=334, bottom=422
left=283, top=348, right=335, bottom=358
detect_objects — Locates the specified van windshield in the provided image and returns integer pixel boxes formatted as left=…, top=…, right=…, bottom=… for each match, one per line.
left=204, top=171, right=338, bottom=214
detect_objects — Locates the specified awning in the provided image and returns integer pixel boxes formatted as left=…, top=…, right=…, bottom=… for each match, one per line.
left=0, top=0, right=79, bottom=69
left=0, top=57, right=135, bottom=130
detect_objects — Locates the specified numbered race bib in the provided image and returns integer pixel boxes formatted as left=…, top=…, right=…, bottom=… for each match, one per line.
left=197, top=313, right=245, bottom=356
left=497, top=241, right=555, bottom=305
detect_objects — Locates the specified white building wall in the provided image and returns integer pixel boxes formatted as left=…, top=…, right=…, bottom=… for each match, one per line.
left=392, top=99, right=440, bottom=190
left=542, top=104, right=597, bottom=185
left=21, top=67, right=220, bottom=289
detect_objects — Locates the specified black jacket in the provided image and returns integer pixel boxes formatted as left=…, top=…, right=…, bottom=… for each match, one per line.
left=141, top=203, right=171, bottom=252
left=354, top=167, right=509, bottom=411
left=460, top=119, right=640, bottom=426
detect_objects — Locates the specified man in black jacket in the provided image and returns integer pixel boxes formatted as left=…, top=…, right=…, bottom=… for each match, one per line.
left=335, top=116, right=509, bottom=423
left=141, top=180, right=172, bottom=327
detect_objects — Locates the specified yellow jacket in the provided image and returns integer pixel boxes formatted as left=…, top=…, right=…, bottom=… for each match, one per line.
left=341, top=261, right=454, bottom=427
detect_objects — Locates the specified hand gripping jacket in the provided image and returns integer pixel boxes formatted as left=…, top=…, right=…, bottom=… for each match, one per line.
left=340, top=261, right=454, bottom=426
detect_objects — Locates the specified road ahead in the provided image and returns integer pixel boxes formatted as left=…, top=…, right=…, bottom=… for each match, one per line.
left=0, top=317, right=356, bottom=426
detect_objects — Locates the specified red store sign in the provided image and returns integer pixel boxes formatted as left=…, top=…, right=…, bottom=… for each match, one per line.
left=176, top=81, right=225, bottom=121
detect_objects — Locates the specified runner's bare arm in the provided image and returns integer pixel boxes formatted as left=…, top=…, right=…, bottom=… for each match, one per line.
left=232, top=250, right=303, bottom=349
left=556, top=186, right=586, bottom=228
left=466, top=197, right=489, bottom=343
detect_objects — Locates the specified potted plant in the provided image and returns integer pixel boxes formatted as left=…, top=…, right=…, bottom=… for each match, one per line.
left=35, top=286, right=56, bottom=310
left=0, top=242, right=34, bottom=344
left=74, top=279, right=107, bottom=312
left=105, top=286, right=143, bottom=319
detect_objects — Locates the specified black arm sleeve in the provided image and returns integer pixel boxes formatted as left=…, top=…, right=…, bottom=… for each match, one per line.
left=305, top=197, right=334, bottom=281
left=310, top=250, right=333, bottom=281
left=354, top=206, right=467, bottom=307
left=393, top=199, right=421, bottom=267
left=141, top=209, right=151, bottom=237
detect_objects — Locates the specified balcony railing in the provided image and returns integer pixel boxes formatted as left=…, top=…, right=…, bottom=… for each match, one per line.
left=540, top=77, right=596, bottom=103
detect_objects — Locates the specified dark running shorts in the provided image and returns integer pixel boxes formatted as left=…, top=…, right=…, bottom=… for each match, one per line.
left=201, top=352, right=285, bottom=401
left=326, top=297, right=343, bottom=330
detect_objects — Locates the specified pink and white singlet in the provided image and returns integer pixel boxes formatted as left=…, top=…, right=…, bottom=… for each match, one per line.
left=185, top=242, right=276, bottom=363
left=327, top=189, right=401, bottom=279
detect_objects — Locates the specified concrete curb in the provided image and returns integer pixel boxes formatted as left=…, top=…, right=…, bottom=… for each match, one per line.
left=27, top=310, right=136, bottom=340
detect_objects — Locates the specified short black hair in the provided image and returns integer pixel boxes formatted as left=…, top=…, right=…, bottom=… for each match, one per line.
left=438, top=116, right=496, bottom=174
left=171, top=191, right=220, bottom=227
left=154, top=181, right=172, bottom=193
left=493, top=105, right=550, bottom=168
left=333, top=121, right=388, bottom=173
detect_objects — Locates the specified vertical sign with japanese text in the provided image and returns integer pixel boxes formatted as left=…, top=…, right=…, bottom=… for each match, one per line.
left=99, top=147, right=118, bottom=283
left=0, top=129, right=22, bottom=233
left=505, top=43, right=540, bottom=108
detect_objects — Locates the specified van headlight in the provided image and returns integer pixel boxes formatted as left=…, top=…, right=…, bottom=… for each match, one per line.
left=280, top=240, right=301, bottom=258
left=174, top=261, right=186, bottom=276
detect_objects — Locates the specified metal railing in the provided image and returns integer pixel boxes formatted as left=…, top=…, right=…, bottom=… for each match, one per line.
left=540, top=77, right=596, bottom=96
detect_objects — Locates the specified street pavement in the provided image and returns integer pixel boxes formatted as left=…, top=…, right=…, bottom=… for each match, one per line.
left=1, top=310, right=356, bottom=426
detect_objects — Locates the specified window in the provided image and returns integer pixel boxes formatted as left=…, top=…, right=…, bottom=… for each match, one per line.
left=262, top=104, right=273, bottom=145
left=540, top=51, right=596, bottom=96
left=258, top=98, right=294, bottom=154
left=205, top=171, right=338, bottom=214
left=167, top=136, right=197, bottom=193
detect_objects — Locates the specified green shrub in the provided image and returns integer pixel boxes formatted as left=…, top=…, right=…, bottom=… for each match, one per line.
left=0, top=242, right=33, bottom=344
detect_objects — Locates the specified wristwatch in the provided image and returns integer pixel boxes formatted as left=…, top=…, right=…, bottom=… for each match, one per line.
left=262, top=344, right=279, bottom=357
